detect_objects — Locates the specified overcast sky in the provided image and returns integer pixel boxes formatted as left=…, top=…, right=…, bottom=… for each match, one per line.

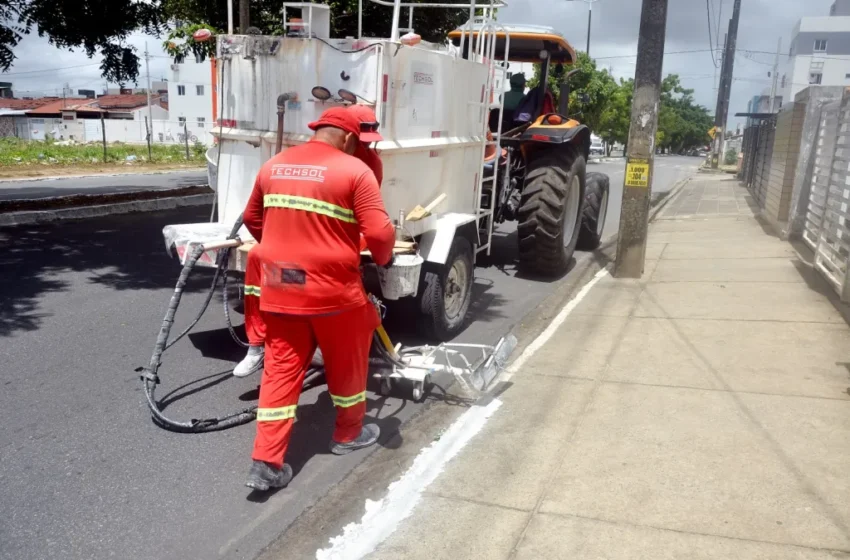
left=1, top=0, right=836, bottom=127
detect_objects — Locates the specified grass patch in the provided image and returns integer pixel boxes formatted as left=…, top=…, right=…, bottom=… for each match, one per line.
left=0, top=137, right=207, bottom=167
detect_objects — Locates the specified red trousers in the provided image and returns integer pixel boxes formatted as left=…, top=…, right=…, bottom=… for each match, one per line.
left=243, top=249, right=265, bottom=346
left=244, top=240, right=368, bottom=345
left=251, top=303, right=380, bottom=468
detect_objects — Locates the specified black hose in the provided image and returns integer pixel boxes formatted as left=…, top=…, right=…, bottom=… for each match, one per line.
left=140, top=214, right=265, bottom=433
left=139, top=243, right=255, bottom=432
left=140, top=213, right=402, bottom=433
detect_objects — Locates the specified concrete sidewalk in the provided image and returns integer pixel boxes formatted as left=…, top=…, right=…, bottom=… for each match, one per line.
left=366, top=175, right=850, bottom=559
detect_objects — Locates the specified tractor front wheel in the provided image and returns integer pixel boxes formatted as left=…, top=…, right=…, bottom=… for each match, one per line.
left=517, top=146, right=586, bottom=276
left=577, top=171, right=610, bottom=251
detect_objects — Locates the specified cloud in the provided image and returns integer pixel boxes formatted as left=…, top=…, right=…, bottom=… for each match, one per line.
left=3, top=30, right=173, bottom=95
left=500, top=0, right=834, bottom=126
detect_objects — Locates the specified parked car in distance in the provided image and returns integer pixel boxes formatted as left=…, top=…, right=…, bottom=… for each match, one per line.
left=590, top=134, right=604, bottom=157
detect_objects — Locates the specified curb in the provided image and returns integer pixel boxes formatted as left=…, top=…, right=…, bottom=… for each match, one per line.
left=0, top=193, right=214, bottom=227
left=0, top=167, right=206, bottom=184
left=649, top=175, right=691, bottom=223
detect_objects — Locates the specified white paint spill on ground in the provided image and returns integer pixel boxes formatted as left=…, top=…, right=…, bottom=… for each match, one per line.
left=314, top=266, right=609, bottom=560
left=315, top=398, right=503, bottom=560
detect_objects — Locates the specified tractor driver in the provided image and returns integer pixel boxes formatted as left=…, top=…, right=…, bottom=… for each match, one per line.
left=235, top=105, right=385, bottom=379
left=240, top=106, right=394, bottom=491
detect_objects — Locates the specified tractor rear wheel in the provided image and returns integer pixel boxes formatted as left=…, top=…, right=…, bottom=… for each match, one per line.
left=517, top=145, right=586, bottom=276
left=577, top=172, right=610, bottom=251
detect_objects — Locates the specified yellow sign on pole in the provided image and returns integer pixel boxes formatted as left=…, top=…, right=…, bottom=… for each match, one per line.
left=708, top=126, right=717, bottom=140
left=625, top=158, right=650, bottom=188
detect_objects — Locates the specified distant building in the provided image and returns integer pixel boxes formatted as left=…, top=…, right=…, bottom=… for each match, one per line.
left=745, top=91, right=783, bottom=126
left=167, top=56, right=213, bottom=140
left=781, top=1, right=850, bottom=102
left=22, top=94, right=166, bottom=141
left=0, top=82, right=13, bottom=98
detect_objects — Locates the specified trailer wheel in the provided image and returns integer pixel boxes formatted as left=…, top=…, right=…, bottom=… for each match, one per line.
left=419, top=237, right=474, bottom=341
left=517, top=145, right=586, bottom=276
left=577, top=172, right=610, bottom=250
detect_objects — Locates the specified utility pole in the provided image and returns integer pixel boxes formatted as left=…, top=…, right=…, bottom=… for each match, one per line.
left=711, top=0, right=742, bottom=168
left=768, top=37, right=782, bottom=113
left=614, top=0, right=669, bottom=278
left=586, top=1, right=592, bottom=55
left=239, top=0, right=250, bottom=33
left=144, top=42, right=154, bottom=162
left=713, top=32, right=728, bottom=165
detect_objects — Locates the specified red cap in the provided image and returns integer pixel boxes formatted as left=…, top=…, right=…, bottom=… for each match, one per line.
left=308, top=107, right=361, bottom=138
left=347, top=104, right=383, bottom=143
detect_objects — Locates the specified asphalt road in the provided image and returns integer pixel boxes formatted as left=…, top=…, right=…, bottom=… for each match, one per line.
left=0, top=156, right=699, bottom=560
left=0, top=170, right=208, bottom=201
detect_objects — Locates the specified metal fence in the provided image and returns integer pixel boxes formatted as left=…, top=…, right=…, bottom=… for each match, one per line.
left=802, top=99, right=841, bottom=250
left=746, top=86, right=850, bottom=301
left=811, top=91, right=850, bottom=300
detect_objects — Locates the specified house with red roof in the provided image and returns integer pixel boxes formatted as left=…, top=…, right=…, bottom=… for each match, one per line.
left=0, top=97, right=58, bottom=138
left=21, top=94, right=168, bottom=142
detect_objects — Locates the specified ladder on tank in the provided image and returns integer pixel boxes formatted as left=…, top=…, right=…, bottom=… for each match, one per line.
left=459, top=14, right=510, bottom=257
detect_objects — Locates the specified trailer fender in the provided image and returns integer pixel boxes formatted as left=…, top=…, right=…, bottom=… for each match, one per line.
left=417, top=213, right=478, bottom=264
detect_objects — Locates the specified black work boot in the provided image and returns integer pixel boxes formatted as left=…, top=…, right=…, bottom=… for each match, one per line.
left=245, top=461, right=293, bottom=491
left=329, top=424, right=380, bottom=455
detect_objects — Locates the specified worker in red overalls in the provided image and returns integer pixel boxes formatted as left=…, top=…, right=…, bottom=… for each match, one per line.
left=235, top=105, right=384, bottom=378
left=242, top=106, right=395, bottom=491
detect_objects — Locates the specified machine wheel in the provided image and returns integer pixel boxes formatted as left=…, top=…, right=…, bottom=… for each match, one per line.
left=517, top=145, right=586, bottom=276
left=577, top=172, right=610, bottom=251
left=419, top=237, right=474, bottom=341
left=379, top=376, right=393, bottom=396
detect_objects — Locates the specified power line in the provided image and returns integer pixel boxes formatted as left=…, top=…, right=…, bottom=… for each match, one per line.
left=1, top=62, right=102, bottom=77
left=706, top=0, right=718, bottom=68
left=715, top=0, right=724, bottom=56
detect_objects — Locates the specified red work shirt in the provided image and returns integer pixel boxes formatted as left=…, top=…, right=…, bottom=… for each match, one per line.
left=243, top=140, right=395, bottom=315
left=354, top=143, right=383, bottom=251
left=354, top=143, right=383, bottom=186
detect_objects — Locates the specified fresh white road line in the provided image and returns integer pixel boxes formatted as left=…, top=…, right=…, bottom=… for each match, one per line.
left=313, top=266, right=609, bottom=560
left=503, top=267, right=610, bottom=381
left=315, top=398, right=503, bottom=560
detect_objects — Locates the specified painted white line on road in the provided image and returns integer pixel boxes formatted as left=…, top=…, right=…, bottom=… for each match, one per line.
left=315, top=398, right=503, bottom=560
left=314, top=266, right=610, bottom=560
left=503, top=267, right=610, bottom=382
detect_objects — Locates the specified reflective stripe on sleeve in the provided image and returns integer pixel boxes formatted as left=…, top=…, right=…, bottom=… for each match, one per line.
left=256, top=405, right=297, bottom=422
left=244, top=285, right=261, bottom=297
left=263, top=194, right=356, bottom=224
left=330, top=391, right=366, bottom=408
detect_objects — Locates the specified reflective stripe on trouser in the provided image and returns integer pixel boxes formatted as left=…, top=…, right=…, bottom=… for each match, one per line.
left=251, top=303, right=381, bottom=467
left=244, top=249, right=266, bottom=346
left=263, top=194, right=356, bottom=224
left=256, top=405, right=296, bottom=421
left=330, top=391, right=366, bottom=408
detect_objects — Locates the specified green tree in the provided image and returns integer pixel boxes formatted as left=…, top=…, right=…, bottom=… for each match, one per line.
left=1, top=0, right=468, bottom=83
left=655, top=74, right=713, bottom=153
left=1, top=0, right=165, bottom=84
left=597, top=77, right=633, bottom=155
left=526, top=51, right=617, bottom=133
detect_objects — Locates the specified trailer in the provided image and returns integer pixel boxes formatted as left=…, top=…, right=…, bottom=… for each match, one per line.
left=162, top=0, right=609, bottom=342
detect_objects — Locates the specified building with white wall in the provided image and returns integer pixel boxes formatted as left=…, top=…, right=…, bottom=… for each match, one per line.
left=167, top=57, right=214, bottom=144
left=781, top=0, right=850, bottom=102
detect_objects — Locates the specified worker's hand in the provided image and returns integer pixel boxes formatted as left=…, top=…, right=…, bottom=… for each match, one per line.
left=382, top=255, right=395, bottom=269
